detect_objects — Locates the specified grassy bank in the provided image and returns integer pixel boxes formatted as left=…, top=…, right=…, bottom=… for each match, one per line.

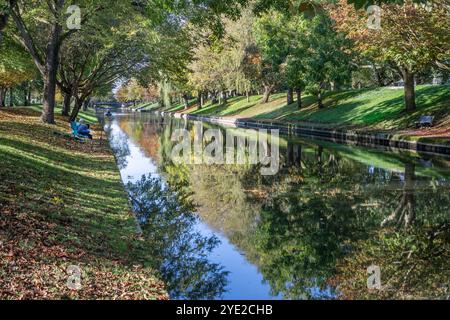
left=0, top=107, right=167, bottom=300
left=175, top=85, right=450, bottom=141
left=27, top=104, right=100, bottom=123
left=132, top=102, right=159, bottom=111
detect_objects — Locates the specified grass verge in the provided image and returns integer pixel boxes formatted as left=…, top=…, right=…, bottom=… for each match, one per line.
left=175, top=85, right=450, bottom=142
left=0, top=107, right=168, bottom=300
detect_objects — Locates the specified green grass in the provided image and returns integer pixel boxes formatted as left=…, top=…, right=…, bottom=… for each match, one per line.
left=286, top=85, right=450, bottom=129
left=166, top=99, right=197, bottom=112
left=27, top=104, right=100, bottom=124
left=190, top=93, right=286, bottom=117
left=182, top=85, right=450, bottom=131
left=133, top=102, right=160, bottom=111
left=0, top=108, right=167, bottom=300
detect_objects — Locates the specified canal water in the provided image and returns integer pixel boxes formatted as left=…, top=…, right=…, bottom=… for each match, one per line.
left=104, top=112, right=450, bottom=300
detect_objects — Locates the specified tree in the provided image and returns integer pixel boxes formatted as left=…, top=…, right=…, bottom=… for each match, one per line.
left=134, top=0, right=252, bottom=110
left=64, top=41, right=147, bottom=121
left=0, top=1, right=10, bottom=43
left=333, top=0, right=450, bottom=111
left=6, top=0, right=250, bottom=123
left=188, top=45, right=220, bottom=108
left=303, top=12, right=353, bottom=109
left=217, top=9, right=259, bottom=102
left=253, top=7, right=353, bottom=108
left=115, top=79, right=145, bottom=104
left=285, top=56, right=307, bottom=109
left=211, top=7, right=262, bottom=102
left=241, top=44, right=264, bottom=100
left=57, top=7, right=172, bottom=120
left=5, top=0, right=124, bottom=123
left=254, top=11, right=291, bottom=103
left=0, top=33, right=36, bottom=107
left=8, top=0, right=67, bottom=122
left=282, top=16, right=310, bottom=109
left=252, top=0, right=432, bottom=15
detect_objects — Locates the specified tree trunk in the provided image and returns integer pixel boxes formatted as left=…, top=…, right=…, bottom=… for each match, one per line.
left=403, top=69, right=416, bottom=112
left=262, top=85, right=273, bottom=104
left=373, top=64, right=384, bottom=87
left=381, top=162, right=416, bottom=229
left=83, top=98, right=90, bottom=111
left=8, top=88, right=13, bottom=107
left=41, top=21, right=62, bottom=124
left=9, top=1, right=61, bottom=123
left=0, top=12, right=8, bottom=44
left=70, top=98, right=84, bottom=122
left=0, top=87, right=6, bottom=107
left=296, top=146, right=302, bottom=168
left=287, top=87, right=294, bottom=105
left=287, top=143, right=294, bottom=166
left=403, top=162, right=416, bottom=228
left=23, top=87, right=29, bottom=106
left=223, top=90, right=228, bottom=104
left=62, top=93, right=71, bottom=116
left=203, top=92, right=207, bottom=106
left=246, top=91, right=250, bottom=103
left=296, top=88, right=302, bottom=110
left=317, top=146, right=323, bottom=166
left=183, top=94, right=189, bottom=110
left=317, top=91, right=324, bottom=109
left=198, top=91, right=204, bottom=109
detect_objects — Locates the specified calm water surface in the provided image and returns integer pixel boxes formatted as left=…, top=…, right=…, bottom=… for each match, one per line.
left=104, top=113, right=450, bottom=300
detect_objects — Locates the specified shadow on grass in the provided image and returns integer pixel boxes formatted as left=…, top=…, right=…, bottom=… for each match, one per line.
left=362, top=85, right=450, bottom=128
left=0, top=118, right=143, bottom=258
left=252, top=85, right=449, bottom=129
left=0, top=142, right=131, bottom=226
left=191, top=96, right=248, bottom=116
left=0, top=135, right=116, bottom=175
left=222, top=97, right=262, bottom=116
left=251, top=89, right=371, bottom=122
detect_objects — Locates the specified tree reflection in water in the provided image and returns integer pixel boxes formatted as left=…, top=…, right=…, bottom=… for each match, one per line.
left=229, top=142, right=449, bottom=299
left=332, top=162, right=450, bottom=299
left=113, top=114, right=449, bottom=300
left=104, top=121, right=131, bottom=170
left=381, top=163, right=416, bottom=229
left=126, top=175, right=229, bottom=300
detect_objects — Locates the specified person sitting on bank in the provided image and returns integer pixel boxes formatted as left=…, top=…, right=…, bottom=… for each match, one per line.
left=77, top=119, right=93, bottom=140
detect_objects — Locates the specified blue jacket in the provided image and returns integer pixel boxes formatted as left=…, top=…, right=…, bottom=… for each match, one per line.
left=78, top=124, right=90, bottom=134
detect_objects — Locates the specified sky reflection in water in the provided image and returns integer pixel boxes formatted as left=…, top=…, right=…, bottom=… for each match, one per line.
left=104, top=113, right=450, bottom=300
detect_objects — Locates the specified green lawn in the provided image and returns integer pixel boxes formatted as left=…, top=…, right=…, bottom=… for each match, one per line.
left=183, top=85, right=450, bottom=130
left=190, top=93, right=286, bottom=117
left=0, top=107, right=167, bottom=299
left=132, top=102, right=160, bottom=111
left=166, top=99, right=197, bottom=112
left=27, top=104, right=100, bottom=124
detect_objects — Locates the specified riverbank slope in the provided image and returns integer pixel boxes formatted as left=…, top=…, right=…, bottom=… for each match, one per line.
left=167, top=85, right=450, bottom=144
left=0, top=108, right=167, bottom=299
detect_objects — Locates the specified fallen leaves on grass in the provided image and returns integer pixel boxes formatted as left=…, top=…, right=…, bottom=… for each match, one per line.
left=0, top=108, right=168, bottom=300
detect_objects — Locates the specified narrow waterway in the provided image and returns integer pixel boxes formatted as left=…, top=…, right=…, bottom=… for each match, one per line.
left=104, top=112, right=450, bottom=300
